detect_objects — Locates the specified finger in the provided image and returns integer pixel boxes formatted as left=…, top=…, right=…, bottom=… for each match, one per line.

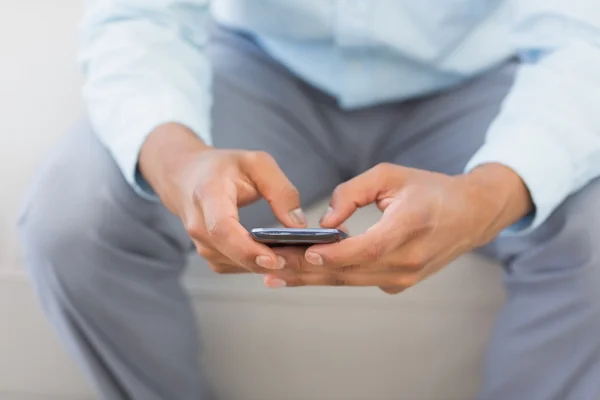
left=193, top=238, right=283, bottom=275
left=264, top=271, right=417, bottom=289
left=320, top=163, right=402, bottom=228
left=378, top=286, right=406, bottom=295
left=207, top=261, right=250, bottom=274
left=192, top=240, right=221, bottom=261
left=242, top=151, right=306, bottom=227
left=210, top=261, right=283, bottom=275
left=310, top=197, right=429, bottom=269
left=191, top=239, right=249, bottom=274
left=272, top=246, right=325, bottom=273
left=305, top=215, right=404, bottom=269
left=275, top=246, right=365, bottom=274
left=196, top=182, right=284, bottom=270
left=336, top=223, right=349, bottom=235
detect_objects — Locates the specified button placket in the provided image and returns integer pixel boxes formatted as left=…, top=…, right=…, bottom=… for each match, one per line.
left=334, top=0, right=374, bottom=105
left=335, top=0, right=371, bottom=47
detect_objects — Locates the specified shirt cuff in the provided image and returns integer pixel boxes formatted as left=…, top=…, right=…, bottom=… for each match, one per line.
left=97, top=92, right=211, bottom=202
left=465, top=124, right=575, bottom=235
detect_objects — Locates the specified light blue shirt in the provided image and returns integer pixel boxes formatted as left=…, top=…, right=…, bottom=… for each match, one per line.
left=80, top=0, right=600, bottom=233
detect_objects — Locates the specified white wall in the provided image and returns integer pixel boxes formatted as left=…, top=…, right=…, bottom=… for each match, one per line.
left=0, top=3, right=93, bottom=398
left=0, top=2, right=506, bottom=399
left=0, top=1, right=84, bottom=275
left=0, top=3, right=94, bottom=398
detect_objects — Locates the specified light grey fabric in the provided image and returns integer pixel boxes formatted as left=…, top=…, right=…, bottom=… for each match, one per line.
left=17, top=26, right=600, bottom=400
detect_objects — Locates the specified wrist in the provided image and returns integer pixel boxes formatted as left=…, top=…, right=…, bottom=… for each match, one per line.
left=139, top=123, right=212, bottom=196
left=461, top=163, right=534, bottom=242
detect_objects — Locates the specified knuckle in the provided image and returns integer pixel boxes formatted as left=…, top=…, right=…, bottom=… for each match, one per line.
left=403, top=248, right=428, bottom=270
left=227, top=253, right=255, bottom=272
left=193, top=181, right=217, bottom=202
left=251, top=150, right=275, bottom=165
left=397, top=190, right=434, bottom=226
left=284, top=277, right=303, bottom=287
left=382, top=287, right=404, bottom=296
left=393, top=274, right=418, bottom=288
left=208, top=262, right=230, bottom=274
left=402, top=221, right=432, bottom=245
left=389, top=277, right=410, bottom=289
left=294, top=253, right=310, bottom=272
left=206, top=218, right=232, bottom=240
left=242, top=255, right=262, bottom=272
left=184, top=220, right=205, bottom=240
left=283, top=185, right=300, bottom=202
left=375, top=162, right=395, bottom=176
left=327, top=274, right=346, bottom=286
left=267, top=185, right=300, bottom=206
left=331, top=184, right=347, bottom=201
left=196, top=245, right=215, bottom=260
left=365, top=242, right=386, bottom=261
left=333, top=264, right=361, bottom=274
left=401, top=184, right=421, bottom=197
left=321, top=251, right=340, bottom=265
left=229, top=268, right=251, bottom=274
left=191, top=185, right=205, bottom=202
left=402, top=258, right=422, bottom=271
left=244, top=266, right=261, bottom=274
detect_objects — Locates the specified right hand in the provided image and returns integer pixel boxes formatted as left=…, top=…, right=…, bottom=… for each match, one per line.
left=139, top=123, right=307, bottom=273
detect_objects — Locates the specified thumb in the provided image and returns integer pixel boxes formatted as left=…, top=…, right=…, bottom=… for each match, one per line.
left=242, top=151, right=307, bottom=227
left=320, top=163, right=400, bottom=228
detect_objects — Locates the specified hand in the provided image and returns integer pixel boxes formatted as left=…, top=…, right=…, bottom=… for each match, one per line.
left=264, top=162, right=532, bottom=293
left=139, top=123, right=307, bottom=273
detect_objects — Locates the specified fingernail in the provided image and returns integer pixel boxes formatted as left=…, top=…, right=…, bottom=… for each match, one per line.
left=320, top=206, right=334, bottom=223
left=277, top=256, right=286, bottom=269
left=305, top=252, right=323, bottom=266
left=256, top=255, right=275, bottom=269
left=289, top=208, right=307, bottom=226
left=266, top=277, right=287, bottom=289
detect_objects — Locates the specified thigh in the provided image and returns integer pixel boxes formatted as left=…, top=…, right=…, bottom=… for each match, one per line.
left=209, top=26, right=344, bottom=229
left=378, top=62, right=516, bottom=176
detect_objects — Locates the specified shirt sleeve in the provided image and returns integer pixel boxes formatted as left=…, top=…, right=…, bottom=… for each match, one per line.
left=465, top=1, right=600, bottom=234
left=79, top=0, right=212, bottom=200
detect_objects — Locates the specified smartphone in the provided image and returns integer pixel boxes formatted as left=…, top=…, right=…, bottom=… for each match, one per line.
left=251, top=228, right=348, bottom=247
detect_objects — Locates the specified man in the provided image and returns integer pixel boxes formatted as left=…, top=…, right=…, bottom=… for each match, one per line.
left=16, top=0, right=600, bottom=399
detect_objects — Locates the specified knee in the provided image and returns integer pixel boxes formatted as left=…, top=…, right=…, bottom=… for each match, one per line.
left=16, top=124, right=163, bottom=301
left=17, top=181, right=106, bottom=292
left=16, top=151, right=129, bottom=300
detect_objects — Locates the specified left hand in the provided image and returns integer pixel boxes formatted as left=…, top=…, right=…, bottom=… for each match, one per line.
left=265, top=162, right=533, bottom=294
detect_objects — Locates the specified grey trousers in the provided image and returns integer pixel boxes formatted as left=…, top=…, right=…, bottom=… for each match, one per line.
left=17, top=26, right=600, bottom=400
